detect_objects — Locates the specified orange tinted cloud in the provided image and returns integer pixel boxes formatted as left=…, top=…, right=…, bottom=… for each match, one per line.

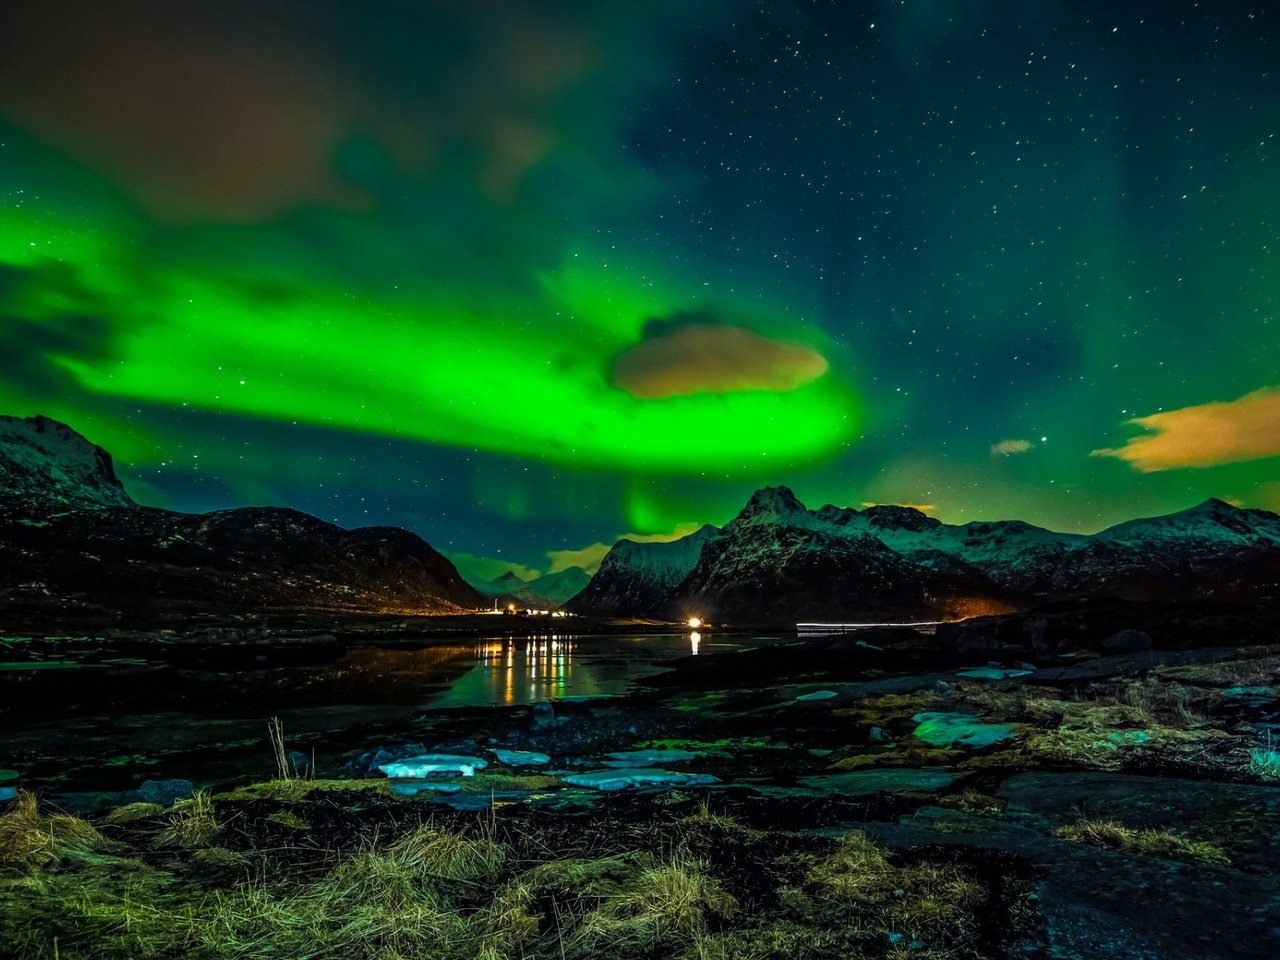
left=546, top=522, right=704, bottom=574
left=1092, top=386, right=1280, bottom=472
left=0, top=0, right=594, bottom=219
left=990, top=439, right=1032, bottom=456
left=612, top=324, right=828, bottom=399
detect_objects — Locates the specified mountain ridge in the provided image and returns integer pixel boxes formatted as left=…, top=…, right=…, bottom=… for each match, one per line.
left=0, top=414, right=481, bottom=626
left=569, top=485, right=1280, bottom=623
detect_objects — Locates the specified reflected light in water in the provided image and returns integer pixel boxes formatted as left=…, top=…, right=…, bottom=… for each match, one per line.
left=689, top=631, right=701, bottom=656
left=475, top=637, right=576, bottom=704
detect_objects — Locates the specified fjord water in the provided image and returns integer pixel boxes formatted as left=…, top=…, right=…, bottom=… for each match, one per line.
left=0, top=633, right=740, bottom=802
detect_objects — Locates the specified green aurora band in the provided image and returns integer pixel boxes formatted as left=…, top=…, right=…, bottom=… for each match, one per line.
left=0, top=204, right=858, bottom=474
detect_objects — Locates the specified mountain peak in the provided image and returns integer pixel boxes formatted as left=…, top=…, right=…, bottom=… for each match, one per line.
left=735, top=486, right=807, bottom=523
left=1, top=414, right=135, bottom=513
left=1186, top=497, right=1238, bottom=514
left=859, top=504, right=939, bottom=532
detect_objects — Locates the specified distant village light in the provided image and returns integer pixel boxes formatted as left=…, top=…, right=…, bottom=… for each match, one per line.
left=687, top=616, right=702, bottom=629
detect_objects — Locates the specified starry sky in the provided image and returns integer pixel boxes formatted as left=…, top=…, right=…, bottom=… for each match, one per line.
left=2, top=0, right=1278, bottom=581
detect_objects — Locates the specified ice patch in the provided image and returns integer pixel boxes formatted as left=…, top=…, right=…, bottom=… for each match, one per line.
left=955, top=667, right=1034, bottom=680
left=563, top=768, right=720, bottom=792
left=795, top=689, right=839, bottom=701
left=378, top=754, right=488, bottom=779
left=604, top=749, right=697, bottom=767
left=492, top=750, right=550, bottom=767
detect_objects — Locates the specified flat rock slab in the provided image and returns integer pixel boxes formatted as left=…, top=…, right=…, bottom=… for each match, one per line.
left=795, top=689, right=839, bottom=701
left=563, top=768, right=720, bottom=791
left=491, top=750, right=550, bottom=767
left=378, top=754, right=488, bottom=779
left=1029, top=647, right=1240, bottom=684
left=796, top=768, right=958, bottom=797
left=997, top=770, right=1280, bottom=867
left=604, top=749, right=698, bottom=766
left=954, top=667, right=1034, bottom=680
left=862, top=793, right=1280, bottom=960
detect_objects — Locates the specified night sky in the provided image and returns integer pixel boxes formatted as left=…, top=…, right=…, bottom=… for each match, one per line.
left=2, top=1, right=1278, bottom=581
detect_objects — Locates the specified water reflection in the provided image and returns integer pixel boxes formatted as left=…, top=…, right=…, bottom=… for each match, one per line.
left=433, top=633, right=718, bottom=708
left=464, top=636, right=575, bottom=704
left=2, top=632, right=750, bottom=797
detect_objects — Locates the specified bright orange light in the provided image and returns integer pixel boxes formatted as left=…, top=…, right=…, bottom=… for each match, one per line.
left=687, top=616, right=703, bottom=629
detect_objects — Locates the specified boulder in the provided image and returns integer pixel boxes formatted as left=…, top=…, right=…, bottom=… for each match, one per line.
left=138, top=779, right=196, bottom=805
left=1100, top=629, right=1153, bottom=654
left=528, top=701, right=557, bottom=732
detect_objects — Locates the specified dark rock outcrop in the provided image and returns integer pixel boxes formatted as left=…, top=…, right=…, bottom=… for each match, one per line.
left=0, top=416, right=482, bottom=627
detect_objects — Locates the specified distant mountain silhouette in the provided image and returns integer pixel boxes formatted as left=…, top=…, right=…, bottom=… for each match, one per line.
left=568, top=486, right=1280, bottom=624
left=0, top=414, right=481, bottom=627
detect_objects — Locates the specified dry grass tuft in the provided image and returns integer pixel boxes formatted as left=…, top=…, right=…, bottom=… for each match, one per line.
left=154, top=792, right=220, bottom=849
left=1155, top=652, right=1280, bottom=688
left=936, top=788, right=1004, bottom=816
left=386, top=825, right=507, bottom=884
left=1056, top=818, right=1230, bottom=865
left=0, top=791, right=109, bottom=869
left=803, top=830, right=985, bottom=947
left=572, top=852, right=738, bottom=955
left=214, top=777, right=393, bottom=802
left=101, top=802, right=167, bottom=826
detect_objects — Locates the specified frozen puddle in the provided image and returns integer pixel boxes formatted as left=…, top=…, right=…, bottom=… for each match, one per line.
left=378, top=754, right=488, bottom=779
left=563, top=768, right=720, bottom=791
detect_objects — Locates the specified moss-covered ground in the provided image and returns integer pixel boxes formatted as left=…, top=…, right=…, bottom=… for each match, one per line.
left=0, top=785, right=1035, bottom=960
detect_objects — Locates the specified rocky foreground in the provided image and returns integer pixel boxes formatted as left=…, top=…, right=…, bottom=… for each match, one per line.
left=3, top=615, right=1279, bottom=960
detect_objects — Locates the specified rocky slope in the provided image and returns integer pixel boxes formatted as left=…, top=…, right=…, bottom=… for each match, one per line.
left=572, top=486, right=1280, bottom=624
left=0, top=414, right=135, bottom=514
left=565, top=525, right=719, bottom=617
left=0, top=415, right=481, bottom=627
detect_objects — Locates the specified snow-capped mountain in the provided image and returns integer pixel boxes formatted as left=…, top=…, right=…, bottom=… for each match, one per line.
left=0, top=414, right=135, bottom=514
left=672, top=488, right=1015, bottom=624
left=534, top=566, right=592, bottom=605
left=0, top=416, right=482, bottom=626
left=564, top=524, right=719, bottom=617
left=570, top=486, right=1280, bottom=623
left=467, top=566, right=591, bottom=609
left=1097, top=498, right=1280, bottom=555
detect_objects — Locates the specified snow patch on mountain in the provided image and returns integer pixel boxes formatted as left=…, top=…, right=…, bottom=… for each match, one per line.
left=0, top=414, right=135, bottom=513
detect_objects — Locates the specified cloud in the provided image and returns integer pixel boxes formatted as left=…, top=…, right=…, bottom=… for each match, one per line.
left=546, top=522, right=704, bottom=575
left=1253, top=483, right=1280, bottom=513
left=544, top=543, right=612, bottom=576
left=611, top=318, right=829, bottom=399
left=0, top=0, right=601, bottom=220
left=1092, top=386, right=1280, bottom=472
left=990, top=438, right=1033, bottom=456
left=447, top=552, right=541, bottom=585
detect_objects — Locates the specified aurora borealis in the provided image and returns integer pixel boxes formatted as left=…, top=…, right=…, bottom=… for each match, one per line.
left=2, top=1, right=1278, bottom=579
